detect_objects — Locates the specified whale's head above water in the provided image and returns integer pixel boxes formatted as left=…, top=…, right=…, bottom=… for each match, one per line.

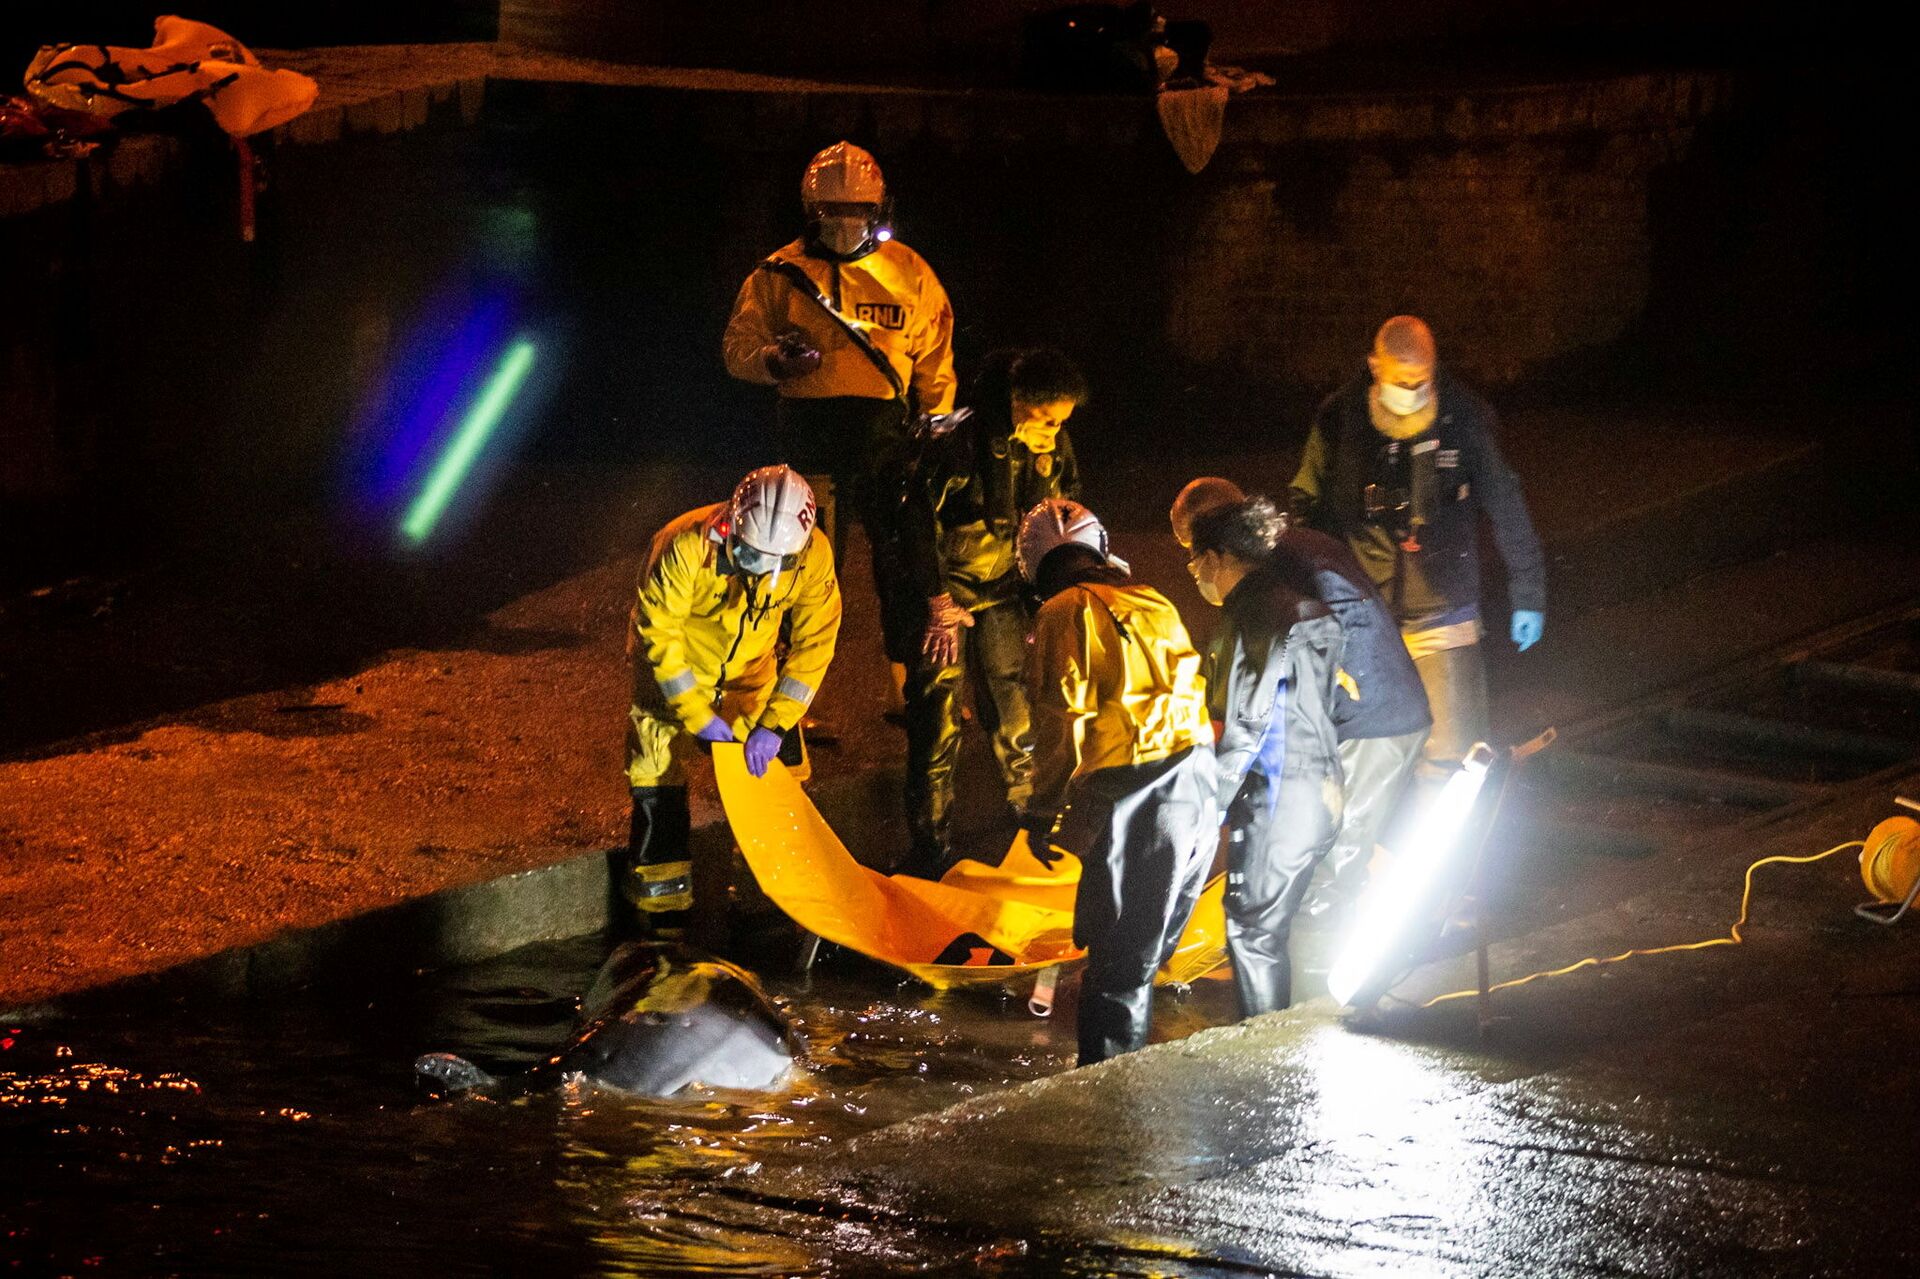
left=416, top=942, right=796, bottom=1099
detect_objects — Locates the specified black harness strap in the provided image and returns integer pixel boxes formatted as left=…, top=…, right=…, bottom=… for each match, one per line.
left=755, top=258, right=909, bottom=405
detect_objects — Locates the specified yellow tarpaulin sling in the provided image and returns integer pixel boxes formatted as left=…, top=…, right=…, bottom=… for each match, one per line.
left=713, top=744, right=1228, bottom=989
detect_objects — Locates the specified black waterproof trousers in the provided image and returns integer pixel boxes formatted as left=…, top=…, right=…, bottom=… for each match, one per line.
left=1067, top=745, right=1216, bottom=1066
left=1224, top=769, right=1342, bottom=1017
left=778, top=395, right=920, bottom=665
left=903, top=599, right=1034, bottom=861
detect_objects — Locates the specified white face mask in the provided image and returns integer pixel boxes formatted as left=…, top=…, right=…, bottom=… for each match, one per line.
left=1377, top=380, right=1433, bottom=416
left=816, top=216, right=870, bottom=257
left=1012, top=421, right=1060, bottom=455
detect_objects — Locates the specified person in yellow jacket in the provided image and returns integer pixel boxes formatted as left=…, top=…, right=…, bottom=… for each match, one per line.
left=1018, top=499, right=1217, bottom=1066
left=722, top=141, right=955, bottom=690
left=626, top=466, right=842, bottom=932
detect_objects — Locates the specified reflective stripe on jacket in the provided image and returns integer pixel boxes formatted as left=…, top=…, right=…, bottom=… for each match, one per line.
left=1027, top=580, right=1212, bottom=823
left=633, top=503, right=842, bottom=735
left=722, top=238, right=957, bottom=415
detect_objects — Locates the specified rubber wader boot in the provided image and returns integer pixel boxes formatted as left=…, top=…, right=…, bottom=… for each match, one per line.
left=625, top=786, right=693, bottom=937
left=1077, top=980, right=1154, bottom=1067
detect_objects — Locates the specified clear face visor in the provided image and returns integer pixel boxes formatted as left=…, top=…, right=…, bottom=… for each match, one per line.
left=807, top=201, right=889, bottom=255
left=731, top=538, right=800, bottom=578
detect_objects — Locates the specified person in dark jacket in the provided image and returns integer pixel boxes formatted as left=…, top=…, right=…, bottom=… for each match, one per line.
left=893, top=349, right=1088, bottom=874
left=1172, top=477, right=1431, bottom=923
left=1187, top=496, right=1345, bottom=1016
left=1290, top=315, right=1545, bottom=771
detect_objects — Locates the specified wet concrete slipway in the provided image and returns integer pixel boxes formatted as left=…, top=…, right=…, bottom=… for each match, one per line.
left=4, top=44, right=1919, bottom=1278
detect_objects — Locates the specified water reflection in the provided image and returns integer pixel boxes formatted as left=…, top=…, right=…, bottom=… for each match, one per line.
left=539, top=968, right=1086, bottom=1274
left=0, top=941, right=1099, bottom=1275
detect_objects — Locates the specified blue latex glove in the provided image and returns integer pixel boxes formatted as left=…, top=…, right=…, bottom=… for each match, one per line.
left=1511, top=609, right=1545, bottom=652
left=694, top=718, right=735, bottom=744
left=744, top=726, right=784, bottom=777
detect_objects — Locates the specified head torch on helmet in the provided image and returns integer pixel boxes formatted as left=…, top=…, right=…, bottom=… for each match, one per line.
left=801, top=142, right=892, bottom=260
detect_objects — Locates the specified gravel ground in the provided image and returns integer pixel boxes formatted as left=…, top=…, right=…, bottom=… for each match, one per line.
left=0, top=470, right=904, bottom=1008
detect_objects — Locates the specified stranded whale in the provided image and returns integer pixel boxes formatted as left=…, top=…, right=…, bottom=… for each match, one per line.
left=415, top=941, right=796, bottom=1098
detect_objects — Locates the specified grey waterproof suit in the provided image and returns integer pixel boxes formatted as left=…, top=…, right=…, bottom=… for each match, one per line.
left=1213, top=560, right=1346, bottom=1017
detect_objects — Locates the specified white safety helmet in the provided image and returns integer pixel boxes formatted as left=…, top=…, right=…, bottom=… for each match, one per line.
left=801, top=141, right=885, bottom=208
left=727, top=465, right=816, bottom=584
left=1017, top=498, right=1111, bottom=584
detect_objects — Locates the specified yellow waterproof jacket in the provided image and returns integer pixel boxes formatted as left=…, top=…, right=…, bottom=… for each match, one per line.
left=1027, top=580, right=1213, bottom=822
left=633, top=504, right=842, bottom=735
left=722, top=238, right=957, bottom=414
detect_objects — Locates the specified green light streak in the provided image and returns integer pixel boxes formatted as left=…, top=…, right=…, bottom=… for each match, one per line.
left=402, top=339, right=537, bottom=544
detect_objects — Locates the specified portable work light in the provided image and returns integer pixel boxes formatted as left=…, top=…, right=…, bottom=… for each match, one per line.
left=1329, top=742, right=1498, bottom=1007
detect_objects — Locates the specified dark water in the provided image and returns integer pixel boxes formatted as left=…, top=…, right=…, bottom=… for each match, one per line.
left=0, top=934, right=1242, bottom=1276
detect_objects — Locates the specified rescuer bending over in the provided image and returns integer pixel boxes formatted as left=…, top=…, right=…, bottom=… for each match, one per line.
left=1018, top=499, right=1216, bottom=1065
left=722, top=141, right=955, bottom=710
left=894, top=348, right=1089, bottom=877
left=1290, top=316, right=1544, bottom=773
left=1171, top=477, right=1431, bottom=926
left=1185, top=496, right=1348, bottom=1015
left=624, top=466, right=842, bottom=933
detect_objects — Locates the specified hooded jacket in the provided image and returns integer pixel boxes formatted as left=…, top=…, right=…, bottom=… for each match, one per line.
left=632, top=504, right=842, bottom=736
left=1274, top=526, right=1432, bottom=741
left=1026, top=579, right=1212, bottom=824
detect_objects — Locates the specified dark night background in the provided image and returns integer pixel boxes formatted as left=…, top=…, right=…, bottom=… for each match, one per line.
left=1, top=2, right=1911, bottom=753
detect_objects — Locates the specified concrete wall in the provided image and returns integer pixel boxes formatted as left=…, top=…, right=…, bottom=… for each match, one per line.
left=4, top=2, right=497, bottom=79
left=495, top=1, right=1857, bottom=82
left=0, top=82, right=487, bottom=587
left=1, top=54, right=1888, bottom=604
left=527, top=69, right=1719, bottom=396
left=1165, top=76, right=1720, bottom=389
left=497, top=1, right=1348, bottom=81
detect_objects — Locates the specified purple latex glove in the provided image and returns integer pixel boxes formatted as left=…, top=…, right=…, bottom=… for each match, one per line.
left=694, top=718, right=735, bottom=744
left=920, top=592, right=975, bottom=667
left=744, top=726, right=784, bottom=777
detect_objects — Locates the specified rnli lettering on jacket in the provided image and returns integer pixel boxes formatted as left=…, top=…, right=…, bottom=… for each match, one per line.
left=723, top=238, right=957, bottom=413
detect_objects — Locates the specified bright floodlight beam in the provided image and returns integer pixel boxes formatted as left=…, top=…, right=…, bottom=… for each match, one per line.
left=1328, top=742, right=1497, bottom=1007
left=401, top=338, right=537, bottom=544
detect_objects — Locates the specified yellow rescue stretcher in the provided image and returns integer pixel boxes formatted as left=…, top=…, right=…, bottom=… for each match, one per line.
left=714, top=745, right=1227, bottom=990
